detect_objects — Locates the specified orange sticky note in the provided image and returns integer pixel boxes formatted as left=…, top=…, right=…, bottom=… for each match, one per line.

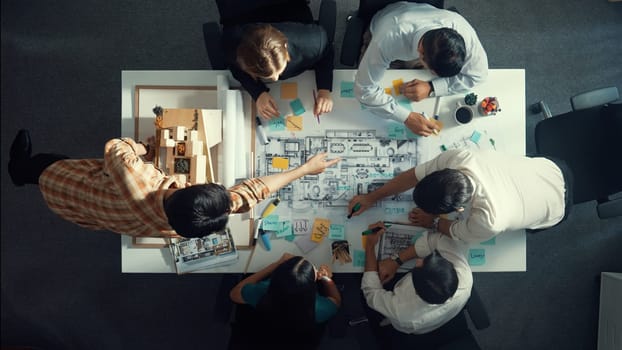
left=392, top=79, right=404, bottom=95
left=384, top=87, right=393, bottom=96
left=361, top=235, right=367, bottom=250
left=272, top=157, right=289, bottom=170
left=285, top=115, right=303, bottom=131
left=311, top=218, right=331, bottom=242
left=280, top=83, right=298, bottom=99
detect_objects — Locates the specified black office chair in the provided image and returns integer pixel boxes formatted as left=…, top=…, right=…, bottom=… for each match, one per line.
left=203, top=0, right=336, bottom=70
left=340, top=0, right=446, bottom=67
left=532, top=87, right=622, bottom=219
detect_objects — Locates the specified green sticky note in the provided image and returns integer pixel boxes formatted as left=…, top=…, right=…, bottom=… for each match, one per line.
left=387, top=123, right=405, bottom=139
left=405, top=128, right=419, bottom=139
left=268, top=115, right=286, bottom=131
left=262, top=215, right=280, bottom=231
left=480, top=237, right=496, bottom=245
left=396, top=97, right=413, bottom=111
left=275, top=220, right=293, bottom=238
left=353, top=249, right=366, bottom=267
left=284, top=234, right=296, bottom=242
left=468, top=249, right=486, bottom=266
left=470, top=130, right=482, bottom=144
left=340, top=81, right=355, bottom=98
left=329, top=224, right=345, bottom=240
left=290, top=98, right=305, bottom=116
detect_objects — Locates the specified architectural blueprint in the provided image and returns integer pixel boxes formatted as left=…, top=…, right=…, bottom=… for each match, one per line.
left=255, top=129, right=422, bottom=209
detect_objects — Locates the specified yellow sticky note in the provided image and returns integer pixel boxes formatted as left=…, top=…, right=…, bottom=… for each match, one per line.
left=385, top=87, right=393, bottom=96
left=311, top=218, right=331, bottom=243
left=392, top=79, right=404, bottom=95
left=272, top=157, right=289, bottom=170
left=280, top=82, right=298, bottom=99
left=361, top=235, right=367, bottom=250
left=286, top=115, right=303, bottom=131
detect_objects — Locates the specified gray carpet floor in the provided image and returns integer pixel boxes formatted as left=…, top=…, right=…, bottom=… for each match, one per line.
left=2, top=0, right=622, bottom=349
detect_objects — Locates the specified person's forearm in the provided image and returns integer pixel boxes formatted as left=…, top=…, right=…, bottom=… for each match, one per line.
left=364, top=245, right=378, bottom=272
left=367, top=168, right=418, bottom=202
left=319, top=278, right=342, bottom=306
left=259, top=164, right=308, bottom=194
left=398, top=244, right=418, bottom=262
left=438, top=218, right=454, bottom=239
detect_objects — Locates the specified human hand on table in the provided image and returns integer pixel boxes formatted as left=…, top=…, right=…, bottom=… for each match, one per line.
left=301, top=152, right=341, bottom=175
left=256, top=92, right=280, bottom=119
left=347, top=194, right=376, bottom=218
left=404, top=112, right=437, bottom=137
left=317, top=264, right=333, bottom=279
left=402, top=79, right=432, bottom=102
left=314, top=89, right=333, bottom=116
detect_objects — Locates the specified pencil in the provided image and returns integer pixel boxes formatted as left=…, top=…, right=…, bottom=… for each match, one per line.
left=423, top=112, right=439, bottom=135
left=313, top=90, right=320, bottom=124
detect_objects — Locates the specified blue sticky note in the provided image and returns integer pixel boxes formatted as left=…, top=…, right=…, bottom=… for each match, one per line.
left=468, top=249, right=486, bottom=266
left=353, top=250, right=366, bottom=267
left=396, top=97, right=413, bottom=111
left=329, top=224, right=345, bottom=240
left=290, top=98, right=305, bottom=116
left=480, top=237, right=496, bottom=245
left=340, top=81, right=355, bottom=98
left=262, top=215, right=281, bottom=231
left=267, top=115, right=286, bottom=131
left=284, top=234, right=296, bottom=242
left=470, top=130, right=482, bottom=144
left=410, top=232, right=424, bottom=244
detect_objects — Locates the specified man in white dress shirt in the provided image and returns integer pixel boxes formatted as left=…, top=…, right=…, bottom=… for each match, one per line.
left=355, top=2, right=488, bottom=136
left=349, top=149, right=571, bottom=244
left=361, top=222, right=472, bottom=340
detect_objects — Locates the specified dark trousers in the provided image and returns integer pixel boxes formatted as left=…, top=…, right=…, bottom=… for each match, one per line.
left=18, top=153, right=68, bottom=185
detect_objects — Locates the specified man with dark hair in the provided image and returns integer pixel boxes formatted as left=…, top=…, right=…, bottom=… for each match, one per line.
left=8, top=130, right=340, bottom=238
left=355, top=2, right=488, bottom=136
left=349, top=149, right=571, bottom=244
left=362, top=222, right=472, bottom=337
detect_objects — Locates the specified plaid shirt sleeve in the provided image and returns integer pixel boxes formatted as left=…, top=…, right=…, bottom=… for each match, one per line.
left=228, top=178, right=270, bottom=213
left=104, top=138, right=163, bottom=226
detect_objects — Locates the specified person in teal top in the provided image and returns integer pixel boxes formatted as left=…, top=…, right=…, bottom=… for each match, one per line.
left=230, top=253, right=341, bottom=348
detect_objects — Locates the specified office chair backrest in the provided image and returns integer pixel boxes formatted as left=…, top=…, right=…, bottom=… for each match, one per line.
left=357, top=0, right=445, bottom=24
left=570, top=86, right=619, bottom=111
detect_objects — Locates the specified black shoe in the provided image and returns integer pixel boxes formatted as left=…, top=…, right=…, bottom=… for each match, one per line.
left=8, top=129, right=32, bottom=186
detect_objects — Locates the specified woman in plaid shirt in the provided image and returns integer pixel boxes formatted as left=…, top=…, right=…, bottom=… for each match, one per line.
left=8, top=130, right=340, bottom=238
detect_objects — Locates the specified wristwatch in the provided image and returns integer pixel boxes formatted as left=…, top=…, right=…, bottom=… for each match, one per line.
left=428, top=82, right=436, bottom=97
left=390, top=252, right=403, bottom=266
left=432, top=217, right=440, bottom=232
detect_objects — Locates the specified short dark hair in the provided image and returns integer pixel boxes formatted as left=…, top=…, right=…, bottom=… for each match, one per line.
left=421, top=28, right=466, bottom=77
left=163, top=183, right=232, bottom=238
left=411, top=250, right=458, bottom=304
left=412, top=168, right=473, bottom=215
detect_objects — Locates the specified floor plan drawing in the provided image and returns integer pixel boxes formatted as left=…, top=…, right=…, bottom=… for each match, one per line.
left=256, top=129, right=422, bottom=209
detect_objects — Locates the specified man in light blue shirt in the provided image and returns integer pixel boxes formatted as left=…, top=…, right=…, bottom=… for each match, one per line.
left=355, top=2, right=488, bottom=136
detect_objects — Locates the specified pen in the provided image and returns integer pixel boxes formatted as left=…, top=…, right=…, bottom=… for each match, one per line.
left=252, top=218, right=263, bottom=246
left=313, top=90, right=320, bottom=124
left=347, top=203, right=361, bottom=219
left=361, top=223, right=392, bottom=235
left=423, top=112, right=439, bottom=135
left=261, top=197, right=280, bottom=218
